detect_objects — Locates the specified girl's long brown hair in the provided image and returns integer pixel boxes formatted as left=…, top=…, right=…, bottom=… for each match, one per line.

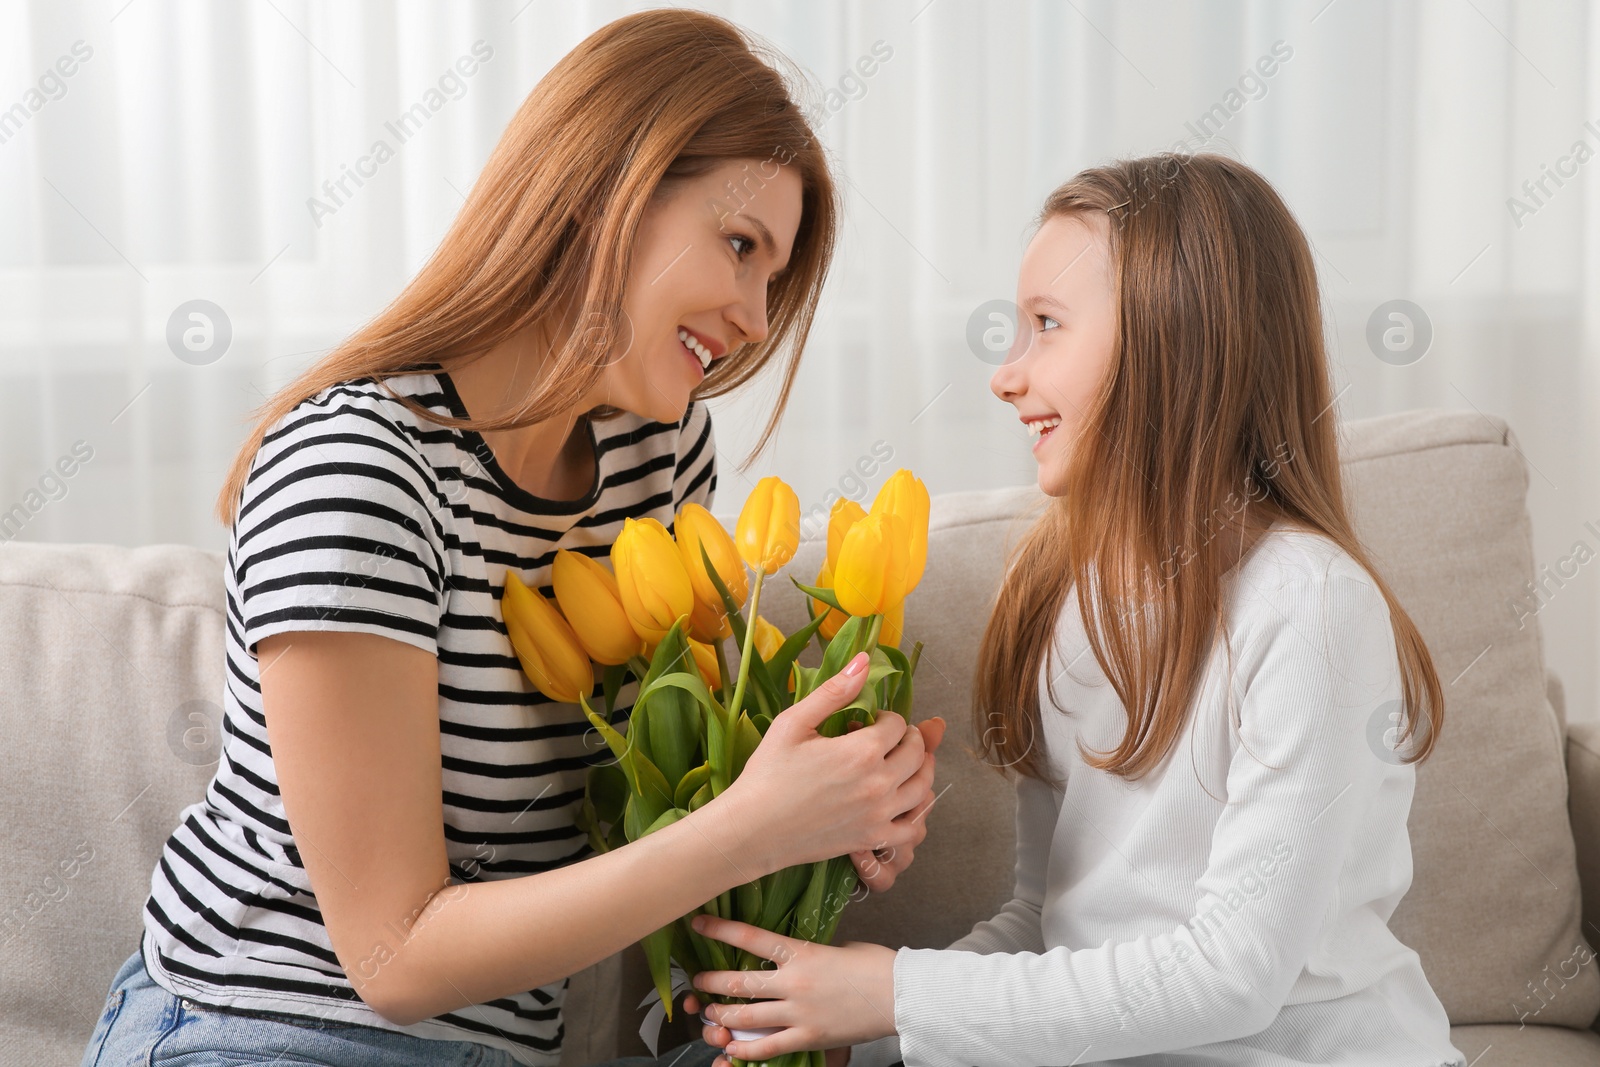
left=974, top=152, right=1443, bottom=787
left=216, top=8, right=838, bottom=527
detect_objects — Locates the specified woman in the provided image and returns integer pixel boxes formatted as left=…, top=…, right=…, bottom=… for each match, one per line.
left=80, top=10, right=944, bottom=1067
left=686, top=153, right=1463, bottom=1067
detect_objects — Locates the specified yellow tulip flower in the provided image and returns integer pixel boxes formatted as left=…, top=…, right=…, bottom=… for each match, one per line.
left=869, top=469, right=930, bottom=594
left=826, top=498, right=866, bottom=571
left=502, top=570, right=593, bottom=704
left=686, top=598, right=732, bottom=643
left=675, top=503, right=747, bottom=641
left=735, top=476, right=801, bottom=575
left=812, top=557, right=850, bottom=641
left=881, top=598, right=904, bottom=649
left=551, top=550, right=644, bottom=665
left=752, top=615, right=785, bottom=661
left=611, top=517, right=694, bottom=644
left=687, top=637, right=721, bottom=691
left=833, top=510, right=913, bottom=617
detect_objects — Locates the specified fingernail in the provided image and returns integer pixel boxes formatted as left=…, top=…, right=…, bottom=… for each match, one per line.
left=843, top=651, right=867, bottom=678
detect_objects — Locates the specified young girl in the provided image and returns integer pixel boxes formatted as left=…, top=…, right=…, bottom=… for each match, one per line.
left=685, top=153, right=1467, bottom=1067
left=80, top=11, right=944, bottom=1067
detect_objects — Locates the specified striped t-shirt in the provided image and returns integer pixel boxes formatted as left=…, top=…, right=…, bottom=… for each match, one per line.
left=139, top=364, right=717, bottom=1065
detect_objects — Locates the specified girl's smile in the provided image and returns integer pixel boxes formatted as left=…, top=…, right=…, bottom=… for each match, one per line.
left=1024, top=412, right=1063, bottom=452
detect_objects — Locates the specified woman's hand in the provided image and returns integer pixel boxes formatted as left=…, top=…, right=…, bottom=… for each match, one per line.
left=679, top=914, right=895, bottom=1066
left=846, top=716, right=946, bottom=893
left=704, top=652, right=934, bottom=878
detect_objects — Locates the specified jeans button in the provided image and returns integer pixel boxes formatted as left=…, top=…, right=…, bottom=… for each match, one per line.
left=180, top=997, right=193, bottom=1008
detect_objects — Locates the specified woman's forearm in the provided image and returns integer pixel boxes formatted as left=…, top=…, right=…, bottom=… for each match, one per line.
left=376, top=799, right=771, bottom=1025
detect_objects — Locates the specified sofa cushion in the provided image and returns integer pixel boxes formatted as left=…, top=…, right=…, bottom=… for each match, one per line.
left=0, top=543, right=227, bottom=1062
left=0, top=540, right=618, bottom=1066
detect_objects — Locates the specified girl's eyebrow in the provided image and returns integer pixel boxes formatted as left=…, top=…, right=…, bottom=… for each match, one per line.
left=1024, top=294, right=1069, bottom=314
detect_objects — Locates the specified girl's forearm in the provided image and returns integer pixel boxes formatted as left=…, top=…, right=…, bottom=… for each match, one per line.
left=375, top=800, right=770, bottom=1025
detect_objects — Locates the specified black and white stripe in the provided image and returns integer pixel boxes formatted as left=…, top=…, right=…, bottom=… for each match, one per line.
left=140, top=366, right=717, bottom=1065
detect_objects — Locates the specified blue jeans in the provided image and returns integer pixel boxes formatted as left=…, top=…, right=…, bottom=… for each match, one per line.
left=82, top=945, right=722, bottom=1067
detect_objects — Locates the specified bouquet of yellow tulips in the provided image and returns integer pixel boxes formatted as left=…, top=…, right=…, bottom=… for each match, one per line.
left=498, top=469, right=930, bottom=1067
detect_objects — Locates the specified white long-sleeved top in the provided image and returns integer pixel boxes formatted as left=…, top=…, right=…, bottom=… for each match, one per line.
left=850, top=522, right=1465, bottom=1067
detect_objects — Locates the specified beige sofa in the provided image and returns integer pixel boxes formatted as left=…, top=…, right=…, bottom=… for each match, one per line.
left=3, top=407, right=1599, bottom=1067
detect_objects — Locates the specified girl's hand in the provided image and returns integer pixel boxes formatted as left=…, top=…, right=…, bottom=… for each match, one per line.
left=846, top=716, right=946, bottom=893
left=707, top=653, right=933, bottom=877
left=679, top=914, right=897, bottom=1065
left=680, top=991, right=853, bottom=1067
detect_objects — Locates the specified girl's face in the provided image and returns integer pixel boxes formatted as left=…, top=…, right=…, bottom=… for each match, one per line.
left=606, top=157, right=802, bottom=423
left=990, top=211, right=1118, bottom=498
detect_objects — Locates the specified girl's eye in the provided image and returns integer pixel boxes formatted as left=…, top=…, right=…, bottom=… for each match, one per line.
left=729, top=234, right=756, bottom=257
left=1039, top=315, right=1060, bottom=331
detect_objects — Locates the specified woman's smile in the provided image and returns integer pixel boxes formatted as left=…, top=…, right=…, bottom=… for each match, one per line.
left=677, top=326, right=716, bottom=379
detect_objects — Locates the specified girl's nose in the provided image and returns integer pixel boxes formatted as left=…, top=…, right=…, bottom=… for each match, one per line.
left=990, top=341, right=1029, bottom=402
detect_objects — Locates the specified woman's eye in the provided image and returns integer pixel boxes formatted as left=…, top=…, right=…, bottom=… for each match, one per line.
left=729, top=234, right=755, bottom=257
left=1039, top=315, right=1060, bottom=331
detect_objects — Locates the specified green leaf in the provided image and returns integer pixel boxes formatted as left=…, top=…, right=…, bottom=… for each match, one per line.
left=789, top=859, right=832, bottom=941
left=669, top=917, right=701, bottom=983
left=759, top=863, right=813, bottom=932
left=706, top=701, right=730, bottom=796
left=646, top=682, right=698, bottom=793
left=642, top=922, right=677, bottom=1023
left=700, top=541, right=750, bottom=644
left=586, top=762, right=629, bottom=827
left=790, top=664, right=822, bottom=702
left=674, top=763, right=710, bottom=810
left=731, top=711, right=761, bottom=781
left=891, top=641, right=921, bottom=721
left=623, top=749, right=675, bottom=840
left=766, top=611, right=827, bottom=697
left=817, top=854, right=861, bottom=944
left=837, top=646, right=901, bottom=721
left=645, top=616, right=691, bottom=682
left=688, top=780, right=713, bottom=811
left=628, top=687, right=653, bottom=767
left=818, top=614, right=869, bottom=679
left=878, top=643, right=910, bottom=709
left=602, top=662, right=628, bottom=719
left=789, top=576, right=844, bottom=613
left=636, top=670, right=726, bottom=724
left=576, top=697, right=624, bottom=771
left=734, top=876, right=762, bottom=926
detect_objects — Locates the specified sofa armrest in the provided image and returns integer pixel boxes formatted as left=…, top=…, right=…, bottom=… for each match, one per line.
left=1568, top=719, right=1600, bottom=1035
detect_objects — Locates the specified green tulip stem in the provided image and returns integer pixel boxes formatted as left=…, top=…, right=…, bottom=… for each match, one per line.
left=864, top=613, right=883, bottom=652
left=726, top=566, right=765, bottom=731
left=627, top=654, right=652, bottom=682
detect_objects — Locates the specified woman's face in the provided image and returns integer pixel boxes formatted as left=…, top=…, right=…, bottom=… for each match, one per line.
left=604, top=157, right=802, bottom=423
left=989, top=211, right=1118, bottom=498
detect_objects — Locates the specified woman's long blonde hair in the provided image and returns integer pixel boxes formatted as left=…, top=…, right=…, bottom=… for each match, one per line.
left=215, top=8, right=838, bottom=527
left=974, top=152, right=1443, bottom=786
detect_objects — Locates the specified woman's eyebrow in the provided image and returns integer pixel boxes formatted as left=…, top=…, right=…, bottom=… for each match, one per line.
left=738, top=212, right=790, bottom=275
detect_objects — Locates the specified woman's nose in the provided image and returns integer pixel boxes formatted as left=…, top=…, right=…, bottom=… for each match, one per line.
left=727, top=284, right=770, bottom=347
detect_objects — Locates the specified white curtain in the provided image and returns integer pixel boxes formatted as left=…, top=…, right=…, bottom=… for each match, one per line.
left=2, top=0, right=1596, bottom=722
